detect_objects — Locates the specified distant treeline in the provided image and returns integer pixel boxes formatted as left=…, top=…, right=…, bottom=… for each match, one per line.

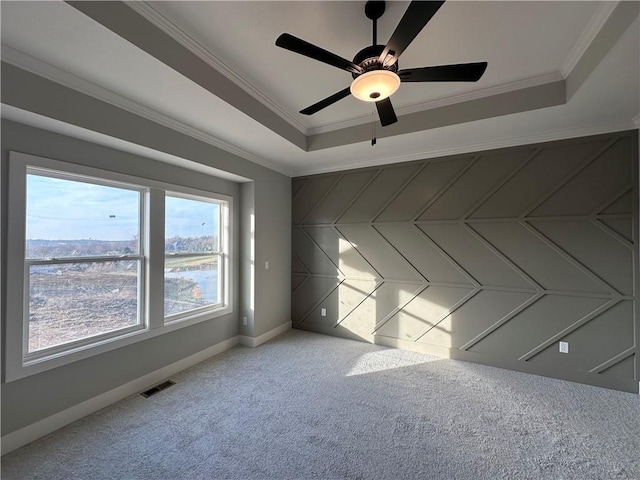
left=27, top=236, right=218, bottom=258
left=165, top=236, right=218, bottom=253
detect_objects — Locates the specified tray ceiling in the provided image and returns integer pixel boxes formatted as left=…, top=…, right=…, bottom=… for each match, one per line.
left=1, top=1, right=638, bottom=176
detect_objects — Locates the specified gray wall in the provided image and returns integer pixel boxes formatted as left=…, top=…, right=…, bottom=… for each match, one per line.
left=292, top=130, right=639, bottom=393
left=1, top=64, right=291, bottom=435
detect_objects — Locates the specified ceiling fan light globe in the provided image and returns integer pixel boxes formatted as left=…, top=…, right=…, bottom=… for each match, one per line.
left=350, top=70, right=401, bottom=102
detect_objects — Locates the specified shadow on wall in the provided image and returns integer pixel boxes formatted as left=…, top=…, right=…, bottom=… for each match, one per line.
left=291, top=225, right=469, bottom=357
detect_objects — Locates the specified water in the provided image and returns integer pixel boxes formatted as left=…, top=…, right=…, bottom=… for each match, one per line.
left=165, top=268, right=219, bottom=303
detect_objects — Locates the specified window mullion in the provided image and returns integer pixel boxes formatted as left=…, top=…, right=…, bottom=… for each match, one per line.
left=26, top=255, right=143, bottom=266
left=146, top=188, right=165, bottom=329
left=165, top=252, right=219, bottom=258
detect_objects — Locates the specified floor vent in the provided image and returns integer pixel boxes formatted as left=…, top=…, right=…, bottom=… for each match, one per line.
left=141, top=380, right=176, bottom=398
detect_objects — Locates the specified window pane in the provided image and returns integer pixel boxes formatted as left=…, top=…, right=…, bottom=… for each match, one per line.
left=165, top=195, right=219, bottom=253
left=26, top=173, right=140, bottom=259
left=164, top=255, right=220, bottom=317
left=28, top=260, right=140, bottom=353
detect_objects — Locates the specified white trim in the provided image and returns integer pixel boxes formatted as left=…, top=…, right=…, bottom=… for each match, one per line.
left=126, top=1, right=309, bottom=135
left=308, top=72, right=564, bottom=135
left=1, top=46, right=290, bottom=177
left=5, top=152, right=234, bottom=381
left=1, top=336, right=240, bottom=456
left=560, top=1, right=620, bottom=78
left=239, top=321, right=291, bottom=348
left=293, top=120, right=637, bottom=177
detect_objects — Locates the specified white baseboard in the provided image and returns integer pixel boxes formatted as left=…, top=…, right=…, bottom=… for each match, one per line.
left=239, top=321, right=291, bottom=348
left=1, top=336, right=240, bottom=456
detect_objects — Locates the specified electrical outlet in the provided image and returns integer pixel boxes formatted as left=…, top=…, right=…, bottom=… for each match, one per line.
left=321, top=308, right=326, bottom=317
left=265, top=261, right=269, bottom=270
left=559, top=341, right=569, bottom=354
left=242, top=316, right=248, bottom=326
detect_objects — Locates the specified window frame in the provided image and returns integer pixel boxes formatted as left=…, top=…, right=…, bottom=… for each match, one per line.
left=5, top=152, right=233, bottom=382
left=23, top=166, right=147, bottom=361
left=163, top=191, right=226, bottom=323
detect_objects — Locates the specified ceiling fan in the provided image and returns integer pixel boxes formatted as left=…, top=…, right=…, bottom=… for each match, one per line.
left=275, top=1, right=487, bottom=127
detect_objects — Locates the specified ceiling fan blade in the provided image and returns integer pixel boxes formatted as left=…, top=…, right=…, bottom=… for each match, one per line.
left=300, top=87, right=352, bottom=115
left=375, top=97, right=397, bottom=126
left=379, top=1, right=445, bottom=67
left=276, top=33, right=363, bottom=75
left=398, top=62, right=488, bottom=82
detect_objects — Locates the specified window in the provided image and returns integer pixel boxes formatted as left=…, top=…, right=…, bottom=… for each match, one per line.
left=25, top=170, right=144, bottom=358
left=5, top=152, right=232, bottom=381
left=164, top=194, right=224, bottom=319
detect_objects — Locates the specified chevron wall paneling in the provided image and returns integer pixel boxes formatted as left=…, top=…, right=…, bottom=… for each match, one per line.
left=291, top=131, right=639, bottom=393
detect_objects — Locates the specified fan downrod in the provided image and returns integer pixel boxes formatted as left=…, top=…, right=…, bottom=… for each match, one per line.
left=352, top=1, right=397, bottom=79
left=365, top=1, right=384, bottom=47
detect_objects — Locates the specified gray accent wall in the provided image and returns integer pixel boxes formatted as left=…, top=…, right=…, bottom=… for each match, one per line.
left=292, top=131, right=639, bottom=393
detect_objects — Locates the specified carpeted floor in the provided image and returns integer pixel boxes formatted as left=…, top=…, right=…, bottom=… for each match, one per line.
left=2, top=329, right=639, bottom=480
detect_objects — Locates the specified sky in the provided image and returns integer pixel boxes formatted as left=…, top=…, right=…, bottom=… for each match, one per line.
left=26, top=174, right=219, bottom=241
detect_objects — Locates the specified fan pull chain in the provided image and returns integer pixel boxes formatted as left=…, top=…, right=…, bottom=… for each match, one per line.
left=371, top=110, right=377, bottom=146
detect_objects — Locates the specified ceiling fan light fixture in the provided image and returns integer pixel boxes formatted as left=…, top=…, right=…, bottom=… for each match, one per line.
left=350, top=70, right=401, bottom=102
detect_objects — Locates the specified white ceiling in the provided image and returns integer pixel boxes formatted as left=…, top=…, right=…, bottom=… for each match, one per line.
left=1, top=1, right=639, bottom=177
left=149, top=0, right=599, bottom=130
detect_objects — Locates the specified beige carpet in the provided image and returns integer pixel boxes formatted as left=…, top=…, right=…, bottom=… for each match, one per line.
left=2, top=329, right=639, bottom=479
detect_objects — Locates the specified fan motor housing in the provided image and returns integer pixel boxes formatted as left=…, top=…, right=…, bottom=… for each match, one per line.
left=352, top=45, right=399, bottom=79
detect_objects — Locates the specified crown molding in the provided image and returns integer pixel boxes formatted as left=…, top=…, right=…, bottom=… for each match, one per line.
left=126, top=1, right=309, bottom=136
left=1, top=45, right=291, bottom=176
left=293, top=120, right=637, bottom=177
left=95, top=1, right=615, bottom=147
left=302, top=0, right=623, bottom=136
left=308, top=72, right=564, bottom=136
left=561, top=1, right=619, bottom=78
left=123, top=2, right=577, bottom=142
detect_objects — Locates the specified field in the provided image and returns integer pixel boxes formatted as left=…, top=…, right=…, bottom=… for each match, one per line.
left=28, top=256, right=218, bottom=353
